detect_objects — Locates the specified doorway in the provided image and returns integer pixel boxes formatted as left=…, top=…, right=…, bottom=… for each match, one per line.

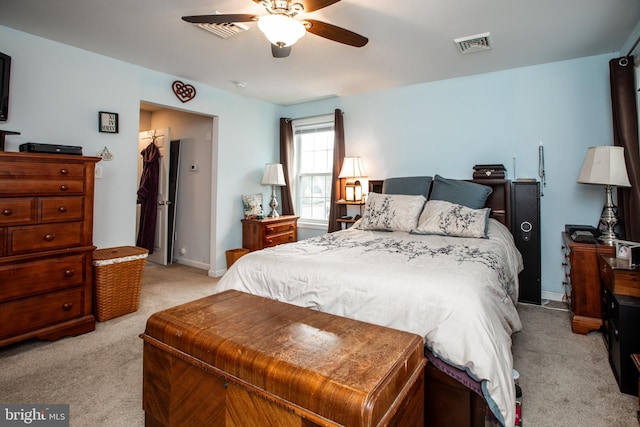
left=138, top=102, right=214, bottom=270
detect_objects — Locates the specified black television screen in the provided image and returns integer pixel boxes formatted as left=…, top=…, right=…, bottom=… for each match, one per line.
left=0, top=51, right=11, bottom=122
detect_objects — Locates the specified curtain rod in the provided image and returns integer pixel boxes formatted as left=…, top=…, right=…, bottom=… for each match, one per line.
left=283, top=110, right=344, bottom=121
left=626, top=33, right=640, bottom=57
left=285, top=111, right=341, bottom=123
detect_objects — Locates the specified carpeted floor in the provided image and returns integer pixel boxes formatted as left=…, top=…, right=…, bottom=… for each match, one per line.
left=0, top=263, right=637, bottom=426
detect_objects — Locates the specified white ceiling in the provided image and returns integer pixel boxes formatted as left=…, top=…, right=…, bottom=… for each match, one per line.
left=1, top=0, right=639, bottom=106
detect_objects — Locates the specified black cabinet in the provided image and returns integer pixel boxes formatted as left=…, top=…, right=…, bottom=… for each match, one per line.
left=511, top=181, right=541, bottom=304
left=602, top=286, right=640, bottom=395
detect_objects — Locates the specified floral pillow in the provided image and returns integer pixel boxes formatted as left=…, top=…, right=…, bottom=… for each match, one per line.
left=358, top=192, right=426, bottom=232
left=412, top=199, right=490, bottom=238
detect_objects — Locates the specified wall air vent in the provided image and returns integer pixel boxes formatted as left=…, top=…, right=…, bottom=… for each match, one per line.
left=192, top=12, right=249, bottom=39
left=454, top=32, right=492, bottom=54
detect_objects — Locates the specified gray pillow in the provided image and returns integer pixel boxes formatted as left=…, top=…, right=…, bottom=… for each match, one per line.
left=382, top=176, right=432, bottom=196
left=429, top=175, right=492, bottom=209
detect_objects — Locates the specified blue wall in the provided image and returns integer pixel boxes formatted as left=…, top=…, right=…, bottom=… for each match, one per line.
left=282, top=53, right=619, bottom=299
left=1, top=22, right=627, bottom=294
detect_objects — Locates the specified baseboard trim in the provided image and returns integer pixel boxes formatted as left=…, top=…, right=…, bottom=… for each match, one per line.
left=176, top=259, right=209, bottom=270
left=209, top=268, right=226, bottom=278
left=541, top=291, right=564, bottom=302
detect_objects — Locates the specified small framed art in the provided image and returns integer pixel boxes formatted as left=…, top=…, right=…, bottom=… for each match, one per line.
left=614, top=239, right=640, bottom=267
left=242, top=194, right=263, bottom=219
left=99, top=111, right=119, bottom=133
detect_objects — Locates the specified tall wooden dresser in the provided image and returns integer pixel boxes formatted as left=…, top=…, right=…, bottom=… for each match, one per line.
left=0, top=152, right=100, bottom=347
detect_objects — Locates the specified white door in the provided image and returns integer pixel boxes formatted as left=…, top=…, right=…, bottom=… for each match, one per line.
left=138, top=128, right=170, bottom=265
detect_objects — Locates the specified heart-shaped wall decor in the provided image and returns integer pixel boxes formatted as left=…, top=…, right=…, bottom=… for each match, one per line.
left=172, top=80, right=197, bottom=103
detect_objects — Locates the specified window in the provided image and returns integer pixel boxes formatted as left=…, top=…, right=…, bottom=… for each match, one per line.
left=292, top=115, right=334, bottom=225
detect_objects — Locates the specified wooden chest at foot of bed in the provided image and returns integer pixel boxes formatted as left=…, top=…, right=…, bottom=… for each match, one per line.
left=140, top=290, right=426, bottom=427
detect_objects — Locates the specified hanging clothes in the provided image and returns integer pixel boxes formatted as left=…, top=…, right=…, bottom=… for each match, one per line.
left=136, top=141, right=161, bottom=253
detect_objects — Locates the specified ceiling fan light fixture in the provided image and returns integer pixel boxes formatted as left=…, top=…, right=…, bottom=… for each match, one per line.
left=258, top=14, right=306, bottom=47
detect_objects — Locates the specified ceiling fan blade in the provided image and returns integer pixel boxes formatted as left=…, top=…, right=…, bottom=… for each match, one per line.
left=251, top=0, right=341, bottom=13
left=298, top=0, right=342, bottom=12
left=304, top=20, right=368, bottom=47
left=182, top=14, right=257, bottom=24
left=271, top=44, right=292, bottom=58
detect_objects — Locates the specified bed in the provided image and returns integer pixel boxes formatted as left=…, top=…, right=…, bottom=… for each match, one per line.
left=215, top=175, right=523, bottom=427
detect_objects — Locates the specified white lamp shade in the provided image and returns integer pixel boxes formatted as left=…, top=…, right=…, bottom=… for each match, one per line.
left=577, top=146, right=631, bottom=187
left=258, top=14, right=306, bottom=47
left=261, top=163, right=286, bottom=186
left=338, top=157, right=368, bottom=179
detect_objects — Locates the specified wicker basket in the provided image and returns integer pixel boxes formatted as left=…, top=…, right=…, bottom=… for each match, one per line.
left=93, top=246, right=148, bottom=321
left=226, top=248, right=249, bottom=269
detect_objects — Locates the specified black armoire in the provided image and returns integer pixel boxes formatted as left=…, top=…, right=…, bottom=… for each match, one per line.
left=511, top=181, right=541, bottom=304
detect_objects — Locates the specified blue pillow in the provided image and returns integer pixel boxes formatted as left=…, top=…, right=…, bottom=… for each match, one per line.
left=382, top=176, right=432, bottom=197
left=429, top=175, right=492, bottom=209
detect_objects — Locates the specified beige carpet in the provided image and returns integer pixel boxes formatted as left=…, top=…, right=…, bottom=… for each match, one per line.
left=0, top=263, right=637, bottom=426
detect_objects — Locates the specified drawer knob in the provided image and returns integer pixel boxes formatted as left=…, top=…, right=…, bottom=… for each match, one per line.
left=62, top=303, right=73, bottom=311
left=44, top=234, right=55, bottom=242
left=289, top=225, right=294, bottom=229
left=267, top=227, right=274, bottom=233
left=288, top=235, right=294, bottom=241
left=60, top=168, right=69, bottom=175
left=2, top=209, right=11, bottom=216
left=64, top=269, right=75, bottom=277
left=58, top=206, right=68, bottom=213
left=60, top=185, right=68, bottom=191
left=267, top=239, right=273, bottom=244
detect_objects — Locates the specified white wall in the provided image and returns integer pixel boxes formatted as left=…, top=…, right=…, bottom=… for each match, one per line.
left=281, top=53, right=619, bottom=299
left=0, top=25, right=280, bottom=276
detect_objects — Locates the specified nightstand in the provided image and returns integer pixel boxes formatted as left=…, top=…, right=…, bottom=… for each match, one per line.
left=561, top=232, right=615, bottom=334
left=241, top=215, right=298, bottom=251
left=599, top=255, right=640, bottom=395
left=335, top=200, right=364, bottom=230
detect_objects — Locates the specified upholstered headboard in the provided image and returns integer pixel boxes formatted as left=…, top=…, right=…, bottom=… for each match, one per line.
left=369, top=177, right=512, bottom=232
left=381, top=176, right=432, bottom=197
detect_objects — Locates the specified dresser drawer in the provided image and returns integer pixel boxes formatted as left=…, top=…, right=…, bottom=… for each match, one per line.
left=0, top=161, right=85, bottom=178
left=264, top=221, right=297, bottom=236
left=0, top=254, right=87, bottom=302
left=7, top=222, right=84, bottom=255
left=0, top=179, right=85, bottom=196
left=264, top=231, right=296, bottom=248
left=0, top=198, right=36, bottom=226
left=40, top=197, right=84, bottom=223
left=0, top=287, right=84, bottom=340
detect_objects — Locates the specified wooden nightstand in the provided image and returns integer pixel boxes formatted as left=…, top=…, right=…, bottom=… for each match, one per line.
left=599, top=255, right=640, bottom=395
left=335, top=200, right=364, bottom=230
left=241, top=215, right=298, bottom=251
left=561, top=232, right=615, bottom=334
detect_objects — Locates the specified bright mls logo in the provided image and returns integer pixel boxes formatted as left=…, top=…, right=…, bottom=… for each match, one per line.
left=0, top=405, right=69, bottom=426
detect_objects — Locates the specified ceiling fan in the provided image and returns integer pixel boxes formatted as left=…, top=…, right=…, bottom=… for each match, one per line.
left=182, top=0, right=368, bottom=58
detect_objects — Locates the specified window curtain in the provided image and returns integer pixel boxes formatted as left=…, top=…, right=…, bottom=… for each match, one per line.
left=609, top=56, right=640, bottom=241
left=328, top=109, right=345, bottom=233
left=279, top=118, right=295, bottom=216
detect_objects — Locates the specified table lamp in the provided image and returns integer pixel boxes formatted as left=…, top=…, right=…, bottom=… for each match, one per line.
left=262, top=163, right=286, bottom=218
left=577, top=146, right=631, bottom=245
left=338, top=157, right=367, bottom=202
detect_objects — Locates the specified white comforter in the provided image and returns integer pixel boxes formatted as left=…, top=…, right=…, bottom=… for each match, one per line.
left=215, top=218, right=523, bottom=427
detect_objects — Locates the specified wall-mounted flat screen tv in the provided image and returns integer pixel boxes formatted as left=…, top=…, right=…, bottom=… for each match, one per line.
left=0, top=52, right=11, bottom=121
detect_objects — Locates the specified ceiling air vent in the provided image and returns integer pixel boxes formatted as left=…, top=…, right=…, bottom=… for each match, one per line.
left=454, top=32, right=492, bottom=54
left=193, top=11, right=249, bottom=39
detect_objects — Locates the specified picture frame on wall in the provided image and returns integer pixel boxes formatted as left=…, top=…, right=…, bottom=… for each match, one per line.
left=99, top=111, right=119, bottom=133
